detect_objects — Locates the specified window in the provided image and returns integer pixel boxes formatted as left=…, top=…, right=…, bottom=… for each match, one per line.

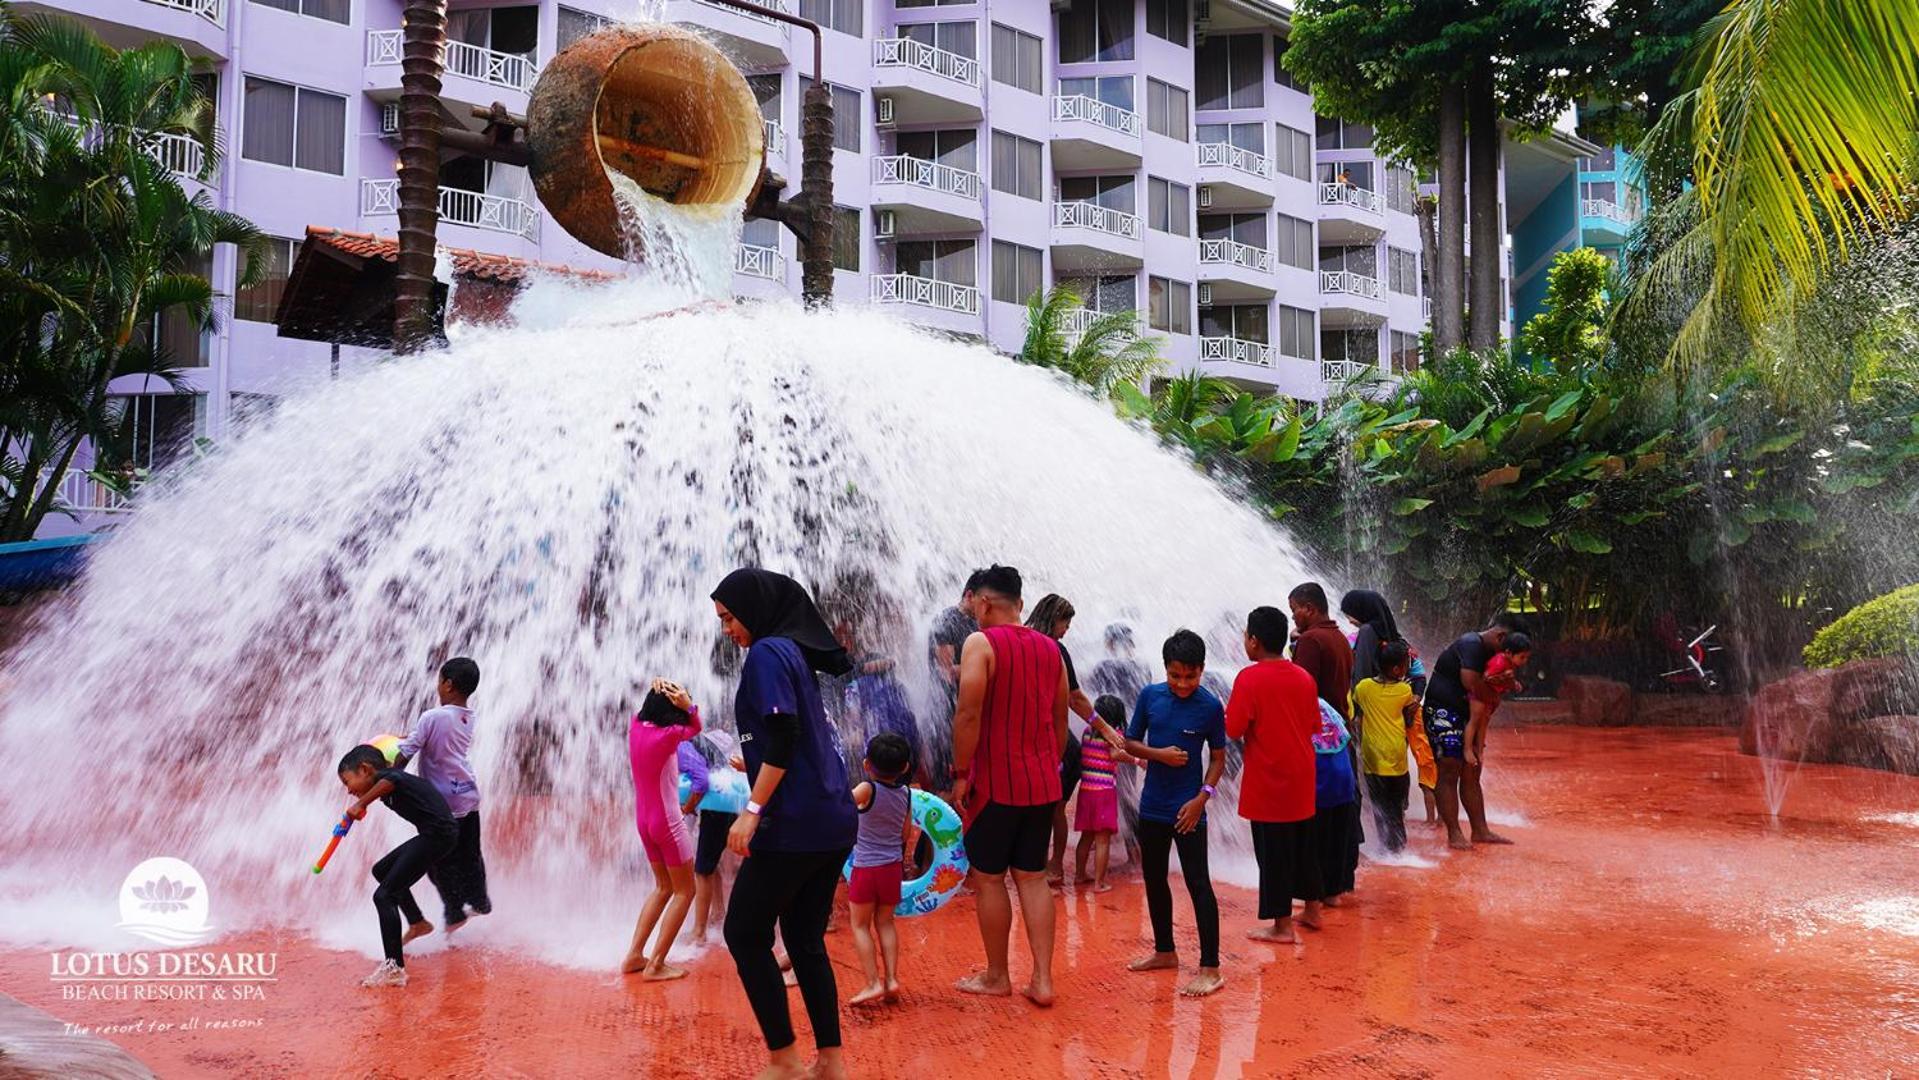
left=557, top=6, right=612, bottom=50
left=1146, top=79, right=1188, bottom=141
left=241, top=78, right=345, bottom=174
left=801, top=79, right=862, bottom=151
left=900, top=20, right=977, bottom=59
left=1276, top=304, right=1314, bottom=359
left=1273, top=124, right=1312, bottom=181
left=104, top=393, right=204, bottom=472
left=1060, top=75, right=1133, bottom=113
left=747, top=74, right=781, bottom=125
left=1274, top=213, right=1314, bottom=270
left=1579, top=146, right=1617, bottom=172
left=897, top=239, right=976, bottom=285
left=1146, top=0, right=1187, bottom=46
left=1315, top=116, right=1374, bottom=151
left=1582, top=180, right=1618, bottom=204
left=992, top=241, right=1043, bottom=305
left=1199, top=212, right=1266, bottom=250
left=143, top=252, right=210, bottom=366
left=742, top=217, right=781, bottom=249
left=1320, top=244, right=1377, bottom=277
left=1058, top=0, right=1133, bottom=64
left=1317, top=160, right=1374, bottom=190
left=896, top=129, right=977, bottom=171
left=832, top=205, right=860, bottom=271
left=1061, top=274, right=1135, bottom=313
left=1147, top=177, right=1190, bottom=235
left=235, top=237, right=297, bottom=323
left=1390, top=329, right=1421, bottom=374
left=990, top=24, right=1042, bottom=94
left=1200, top=303, right=1267, bottom=343
left=799, top=0, right=862, bottom=36
left=1059, top=175, right=1134, bottom=214
left=1387, top=248, right=1419, bottom=295
left=1195, top=34, right=1262, bottom=111
left=1322, top=326, right=1379, bottom=365
left=1149, top=276, right=1192, bottom=333
left=1273, top=36, right=1303, bottom=90
left=249, top=0, right=347, bottom=24
left=899, top=0, right=971, bottom=7
left=1382, top=166, right=1416, bottom=214
left=990, top=130, right=1042, bottom=199
left=1196, top=122, right=1262, bottom=154
left=447, top=6, right=538, bottom=57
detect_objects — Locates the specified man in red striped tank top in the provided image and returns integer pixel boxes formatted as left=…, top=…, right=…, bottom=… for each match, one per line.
left=949, top=565, right=1069, bottom=1007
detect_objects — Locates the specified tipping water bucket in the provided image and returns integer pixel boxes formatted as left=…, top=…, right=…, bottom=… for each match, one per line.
left=527, top=25, right=767, bottom=259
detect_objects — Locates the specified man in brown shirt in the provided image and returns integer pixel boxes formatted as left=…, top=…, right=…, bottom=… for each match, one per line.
left=1288, top=582, right=1354, bottom=719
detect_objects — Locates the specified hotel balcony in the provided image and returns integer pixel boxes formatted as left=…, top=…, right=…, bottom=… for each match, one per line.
left=1319, top=269, right=1388, bottom=326
left=1050, top=95, right=1142, bottom=172
left=1199, top=335, right=1274, bottom=369
left=1195, top=143, right=1273, bottom=208
left=48, top=0, right=229, bottom=58
left=667, top=0, right=791, bottom=69
left=868, top=155, right=984, bottom=233
left=871, top=38, right=983, bottom=125
left=1050, top=200, right=1144, bottom=272
left=1322, top=358, right=1381, bottom=386
left=361, top=179, right=541, bottom=243
left=735, top=243, right=785, bottom=282
left=870, top=273, right=982, bottom=335
left=1581, top=197, right=1641, bottom=242
left=365, top=31, right=536, bottom=113
left=1317, top=182, right=1385, bottom=244
left=1196, top=238, right=1276, bottom=301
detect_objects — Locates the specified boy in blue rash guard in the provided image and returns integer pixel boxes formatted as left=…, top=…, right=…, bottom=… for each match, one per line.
left=1121, top=629, right=1227, bottom=998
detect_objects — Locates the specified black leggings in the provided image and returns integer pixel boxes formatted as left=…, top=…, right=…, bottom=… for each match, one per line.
left=425, top=811, right=489, bottom=923
left=371, top=832, right=453, bottom=965
left=724, top=847, right=852, bottom=1052
left=1136, top=819, right=1219, bottom=969
left=1364, top=773, right=1411, bottom=853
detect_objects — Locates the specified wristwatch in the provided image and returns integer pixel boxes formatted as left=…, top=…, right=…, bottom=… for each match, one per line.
left=744, top=800, right=764, bottom=817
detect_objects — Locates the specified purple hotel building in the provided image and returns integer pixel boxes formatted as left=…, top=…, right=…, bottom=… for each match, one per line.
left=28, top=0, right=1595, bottom=529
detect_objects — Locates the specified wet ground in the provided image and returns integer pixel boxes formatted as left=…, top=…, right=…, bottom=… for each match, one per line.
left=4, top=726, right=1917, bottom=1077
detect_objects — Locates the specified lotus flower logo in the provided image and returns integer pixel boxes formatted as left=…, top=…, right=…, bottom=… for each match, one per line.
left=132, top=876, right=198, bottom=914
left=117, top=857, right=214, bottom=946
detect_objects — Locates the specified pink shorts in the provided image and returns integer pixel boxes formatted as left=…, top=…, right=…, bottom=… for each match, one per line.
left=1075, top=787, right=1118, bottom=834
left=639, top=816, right=694, bottom=869
left=847, top=862, right=903, bottom=907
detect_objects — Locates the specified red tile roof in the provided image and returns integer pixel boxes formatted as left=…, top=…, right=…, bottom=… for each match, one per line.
left=302, top=226, right=621, bottom=286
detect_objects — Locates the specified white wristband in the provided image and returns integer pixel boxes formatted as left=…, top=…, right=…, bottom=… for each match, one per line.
left=744, top=800, right=764, bottom=817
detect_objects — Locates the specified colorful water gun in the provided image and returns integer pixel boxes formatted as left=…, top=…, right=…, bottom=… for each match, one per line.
left=311, top=813, right=354, bottom=874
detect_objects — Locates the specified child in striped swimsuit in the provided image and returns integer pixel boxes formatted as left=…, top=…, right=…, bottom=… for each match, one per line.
left=1073, top=694, right=1130, bottom=892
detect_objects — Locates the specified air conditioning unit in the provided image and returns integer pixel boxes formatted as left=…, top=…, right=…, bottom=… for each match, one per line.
left=380, top=102, right=401, bottom=136
left=1197, top=283, right=1213, bottom=306
left=875, top=96, right=895, bottom=129
left=1197, top=185, right=1214, bottom=209
left=875, top=209, right=897, bottom=239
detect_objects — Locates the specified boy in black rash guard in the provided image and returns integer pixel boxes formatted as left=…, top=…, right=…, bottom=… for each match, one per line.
left=339, top=744, right=459, bottom=989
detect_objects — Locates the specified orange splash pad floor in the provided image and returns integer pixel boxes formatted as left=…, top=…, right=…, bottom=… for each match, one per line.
left=5, top=726, right=1918, bottom=1077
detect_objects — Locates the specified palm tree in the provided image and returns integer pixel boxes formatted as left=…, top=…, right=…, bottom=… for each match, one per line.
left=0, top=12, right=264, bottom=540
left=1629, top=0, right=1919, bottom=363
left=1017, top=285, right=1165, bottom=398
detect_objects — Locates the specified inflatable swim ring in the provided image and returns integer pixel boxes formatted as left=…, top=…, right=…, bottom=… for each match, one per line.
left=678, top=767, right=750, bottom=815
left=842, top=788, right=969, bottom=918
left=369, top=733, right=403, bottom=764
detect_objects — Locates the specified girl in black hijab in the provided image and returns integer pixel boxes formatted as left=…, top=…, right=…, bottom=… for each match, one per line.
left=710, top=568, right=857, bottom=1080
left=1340, top=588, right=1424, bottom=695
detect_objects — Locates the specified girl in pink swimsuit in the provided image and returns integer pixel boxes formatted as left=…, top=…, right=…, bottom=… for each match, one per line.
left=624, top=679, right=701, bottom=981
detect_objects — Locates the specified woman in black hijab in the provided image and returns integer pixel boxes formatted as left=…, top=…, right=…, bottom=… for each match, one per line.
left=1340, top=588, right=1423, bottom=694
left=711, top=568, right=857, bottom=1080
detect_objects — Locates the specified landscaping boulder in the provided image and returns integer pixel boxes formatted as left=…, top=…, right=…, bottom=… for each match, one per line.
left=1557, top=675, right=1636, bottom=726
left=1828, top=716, right=1919, bottom=775
left=1740, top=659, right=1918, bottom=773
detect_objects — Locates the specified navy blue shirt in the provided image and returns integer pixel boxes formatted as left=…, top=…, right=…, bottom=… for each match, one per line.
left=1127, top=683, right=1227, bottom=825
left=736, top=637, right=858, bottom=854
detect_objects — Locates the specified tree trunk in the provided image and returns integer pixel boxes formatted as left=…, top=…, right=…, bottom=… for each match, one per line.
left=1434, top=81, right=1467, bottom=354
left=1414, top=193, right=1439, bottom=357
left=393, top=0, right=447, bottom=354
left=798, top=80, right=835, bottom=307
left=1467, top=66, right=1502, bottom=351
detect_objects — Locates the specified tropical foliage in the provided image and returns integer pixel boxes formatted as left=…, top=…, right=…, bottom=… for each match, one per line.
left=1016, top=286, right=1164, bottom=397
left=1803, top=585, right=1919, bottom=669
left=0, top=10, right=262, bottom=541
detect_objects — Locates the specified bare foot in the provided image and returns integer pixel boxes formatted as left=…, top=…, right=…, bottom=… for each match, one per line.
left=641, top=961, right=687, bottom=982
left=884, top=978, right=902, bottom=1002
left=848, top=982, right=887, bottom=1006
left=751, top=1062, right=806, bottom=1080
left=1180, top=969, right=1226, bottom=997
left=1094, top=881, right=1113, bottom=894
left=1297, top=906, right=1323, bottom=931
left=1248, top=923, right=1296, bottom=944
left=956, top=971, right=1013, bottom=996
left=1074, top=874, right=1095, bottom=886
left=1473, top=831, right=1515, bottom=845
left=807, top=1055, right=851, bottom=1080
left=1321, top=894, right=1342, bottom=909
left=776, top=949, right=792, bottom=971
left=620, top=950, right=648, bottom=974
left=401, top=921, right=433, bottom=946
left=1128, top=951, right=1180, bottom=972
left=783, top=968, right=799, bottom=987
left=1021, top=980, right=1055, bottom=1007
left=1448, top=834, right=1474, bottom=850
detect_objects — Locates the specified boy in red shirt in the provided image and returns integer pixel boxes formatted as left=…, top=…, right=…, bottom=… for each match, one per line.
left=1225, top=606, right=1325, bottom=944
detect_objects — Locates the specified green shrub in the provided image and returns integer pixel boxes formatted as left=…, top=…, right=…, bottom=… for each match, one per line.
left=1803, top=585, right=1919, bottom=668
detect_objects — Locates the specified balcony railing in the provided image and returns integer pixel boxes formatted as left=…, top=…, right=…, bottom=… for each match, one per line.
left=1062, top=306, right=1099, bottom=342
left=144, top=0, right=221, bottom=26
left=871, top=155, right=982, bottom=200
left=361, top=179, right=541, bottom=241
left=144, top=130, right=206, bottom=180
left=366, top=31, right=538, bottom=94
left=57, top=471, right=134, bottom=515
left=872, top=38, right=980, bottom=88
left=1198, top=238, right=1272, bottom=275
left=1321, top=269, right=1383, bottom=299
left=1319, top=182, right=1383, bottom=215
left=1582, top=198, right=1638, bottom=225
left=694, top=0, right=790, bottom=24
left=736, top=243, right=784, bottom=281
left=1196, top=142, right=1270, bottom=178
left=1052, top=94, right=1142, bottom=138
left=1199, top=336, right=1274, bottom=367
left=1054, top=200, right=1141, bottom=242
left=1323, top=358, right=1377, bottom=384
left=871, top=273, right=981, bottom=316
